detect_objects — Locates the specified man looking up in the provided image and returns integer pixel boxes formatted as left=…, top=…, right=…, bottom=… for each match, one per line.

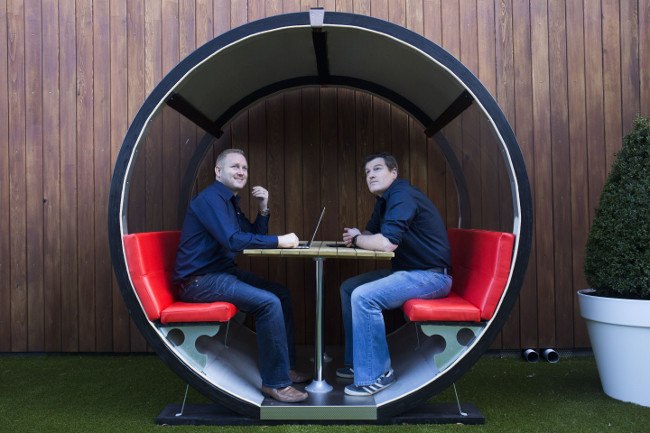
left=337, top=152, right=452, bottom=396
left=174, top=148, right=310, bottom=403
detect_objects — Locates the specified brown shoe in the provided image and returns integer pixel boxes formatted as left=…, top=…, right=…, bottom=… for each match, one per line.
left=289, top=369, right=312, bottom=384
left=261, top=385, right=308, bottom=403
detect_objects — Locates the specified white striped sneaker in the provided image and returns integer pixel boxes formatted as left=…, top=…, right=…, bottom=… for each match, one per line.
left=344, top=369, right=395, bottom=396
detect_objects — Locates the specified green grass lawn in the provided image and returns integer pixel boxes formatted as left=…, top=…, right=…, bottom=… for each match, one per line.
left=1, top=353, right=649, bottom=433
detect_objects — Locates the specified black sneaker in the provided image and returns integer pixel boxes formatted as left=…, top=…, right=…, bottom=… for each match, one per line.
left=344, top=369, right=395, bottom=396
left=336, top=366, right=354, bottom=379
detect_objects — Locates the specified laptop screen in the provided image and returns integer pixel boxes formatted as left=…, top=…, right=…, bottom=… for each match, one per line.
left=300, top=207, right=325, bottom=248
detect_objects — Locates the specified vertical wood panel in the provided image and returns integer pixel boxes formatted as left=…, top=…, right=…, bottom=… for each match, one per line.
left=548, top=0, right=574, bottom=348
left=8, top=0, right=28, bottom=352
left=642, top=0, right=650, bottom=116
left=336, top=0, right=358, bottom=348
left=162, top=0, right=181, bottom=231
left=423, top=1, right=449, bottom=237
left=230, top=112, right=251, bottom=275
left=126, top=0, right=148, bottom=352
left=355, top=95, right=377, bottom=277
left=93, top=0, right=113, bottom=352
left=337, top=88, right=358, bottom=344
left=476, top=0, right=500, bottom=350
left=441, top=1, right=462, bottom=231
left=178, top=0, right=198, bottom=223
left=620, top=0, right=640, bottom=132
left=602, top=0, right=622, bottom=170
left=144, top=0, right=163, bottom=232
left=301, top=87, right=320, bottom=344
left=583, top=0, right=606, bottom=221
left=530, top=0, right=555, bottom=348
left=512, top=0, right=537, bottom=349
left=566, top=0, right=590, bottom=347
left=247, top=1, right=268, bottom=297
left=459, top=0, right=482, bottom=231
left=42, top=0, right=62, bottom=352
left=284, top=89, right=306, bottom=344
left=25, top=0, right=45, bottom=351
left=477, top=0, right=500, bottom=230
left=76, top=0, right=96, bottom=352
left=369, top=0, right=389, bottom=240
left=407, top=0, right=427, bottom=194
left=321, top=87, right=341, bottom=344
left=248, top=100, right=270, bottom=280
left=213, top=0, right=228, bottom=37
left=231, top=0, right=247, bottom=27
left=265, top=94, right=286, bottom=286
left=59, top=0, right=79, bottom=352
left=110, top=0, right=131, bottom=352
left=0, top=0, right=12, bottom=351
left=495, top=0, right=519, bottom=349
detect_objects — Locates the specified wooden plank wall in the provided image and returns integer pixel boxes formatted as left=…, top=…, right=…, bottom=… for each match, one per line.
left=1, top=0, right=649, bottom=353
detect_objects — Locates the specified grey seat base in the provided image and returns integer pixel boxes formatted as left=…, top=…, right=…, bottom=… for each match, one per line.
left=157, top=401, right=484, bottom=425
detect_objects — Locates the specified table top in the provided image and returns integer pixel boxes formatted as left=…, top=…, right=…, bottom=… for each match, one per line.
left=243, top=241, right=394, bottom=260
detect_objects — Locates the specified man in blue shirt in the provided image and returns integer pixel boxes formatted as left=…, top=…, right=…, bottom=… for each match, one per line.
left=337, top=152, right=452, bottom=396
left=174, top=148, right=310, bottom=403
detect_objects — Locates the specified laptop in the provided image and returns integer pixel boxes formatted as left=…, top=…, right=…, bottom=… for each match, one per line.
left=296, top=207, right=326, bottom=249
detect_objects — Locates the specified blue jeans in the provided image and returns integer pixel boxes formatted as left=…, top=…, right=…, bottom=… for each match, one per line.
left=340, top=268, right=452, bottom=386
left=179, top=269, right=296, bottom=389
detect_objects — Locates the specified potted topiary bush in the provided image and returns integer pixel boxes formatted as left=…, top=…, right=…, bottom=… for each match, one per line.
left=578, top=115, right=650, bottom=407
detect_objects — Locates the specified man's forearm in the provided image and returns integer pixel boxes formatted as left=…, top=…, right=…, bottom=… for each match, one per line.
left=354, top=232, right=397, bottom=252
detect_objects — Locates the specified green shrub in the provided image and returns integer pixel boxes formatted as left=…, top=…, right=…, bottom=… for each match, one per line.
left=584, top=116, right=650, bottom=299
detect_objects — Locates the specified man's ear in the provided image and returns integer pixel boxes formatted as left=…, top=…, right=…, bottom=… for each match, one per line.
left=214, top=165, right=221, bottom=180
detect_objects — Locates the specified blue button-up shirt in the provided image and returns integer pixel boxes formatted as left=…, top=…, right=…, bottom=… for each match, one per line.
left=174, top=181, right=277, bottom=282
left=366, top=178, right=451, bottom=271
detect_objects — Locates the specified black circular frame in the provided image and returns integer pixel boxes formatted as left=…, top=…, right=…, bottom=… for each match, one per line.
left=109, top=11, right=532, bottom=420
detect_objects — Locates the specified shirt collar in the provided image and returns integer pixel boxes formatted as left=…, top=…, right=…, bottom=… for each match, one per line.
left=376, top=178, right=405, bottom=203
left=213, top=180, right=240, bottom=205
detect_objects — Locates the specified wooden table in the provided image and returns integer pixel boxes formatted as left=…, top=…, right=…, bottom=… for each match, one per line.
left=243, top=241, right=394, bottom=393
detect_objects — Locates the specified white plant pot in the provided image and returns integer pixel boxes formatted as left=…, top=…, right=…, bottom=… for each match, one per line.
left=578, top=289, right=650, bottom=407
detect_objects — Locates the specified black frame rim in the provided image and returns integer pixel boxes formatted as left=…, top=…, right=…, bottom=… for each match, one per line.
left=108, top=11, right=533, bottom=420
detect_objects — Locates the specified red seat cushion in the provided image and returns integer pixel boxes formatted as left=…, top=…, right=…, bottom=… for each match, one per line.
left=160, top=301, right=239, bottom=324
left=403, top=293, right=481, bottom=322
left=123, top=231, right=237, bottom=323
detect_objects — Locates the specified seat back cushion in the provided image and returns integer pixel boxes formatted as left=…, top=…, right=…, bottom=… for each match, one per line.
left=123, top=231, right=181, bottom=321
left=448, top=229, right=515, bottom=321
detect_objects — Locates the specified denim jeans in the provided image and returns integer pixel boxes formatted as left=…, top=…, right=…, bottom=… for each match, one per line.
left=340, top=268, right=452, bottom=386
left=179, top=269, right=296, bottom=389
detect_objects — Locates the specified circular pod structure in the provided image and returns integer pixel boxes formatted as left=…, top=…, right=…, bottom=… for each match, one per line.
left=109, top=10, right=532, bottom=421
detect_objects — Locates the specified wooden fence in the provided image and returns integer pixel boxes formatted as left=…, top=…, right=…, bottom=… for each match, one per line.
left=1, top=0, right=649, bottom=353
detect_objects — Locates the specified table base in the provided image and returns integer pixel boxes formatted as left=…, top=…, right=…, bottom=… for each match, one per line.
left=305, top=379, right=333, bottom=393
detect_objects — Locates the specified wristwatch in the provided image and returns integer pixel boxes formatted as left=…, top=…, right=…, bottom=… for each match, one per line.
left=351, top=234, right=360, bottom=247
left=259, top=208, right=270, bottom=216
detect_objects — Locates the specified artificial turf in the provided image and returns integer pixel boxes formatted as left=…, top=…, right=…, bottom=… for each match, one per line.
left=1, top=353, right=649, bottom=432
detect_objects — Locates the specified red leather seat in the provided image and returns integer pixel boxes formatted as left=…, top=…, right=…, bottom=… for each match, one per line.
left=402, top=229, right=515, bottom=323
left=123, top=231, right=238, bottom=324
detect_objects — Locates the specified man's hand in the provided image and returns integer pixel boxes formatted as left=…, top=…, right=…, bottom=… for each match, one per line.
left=277, top=233, right=299, bottom=248
left=251, top=186, right=269, bottom=212
left=342, top=227, right=362, bottom=247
